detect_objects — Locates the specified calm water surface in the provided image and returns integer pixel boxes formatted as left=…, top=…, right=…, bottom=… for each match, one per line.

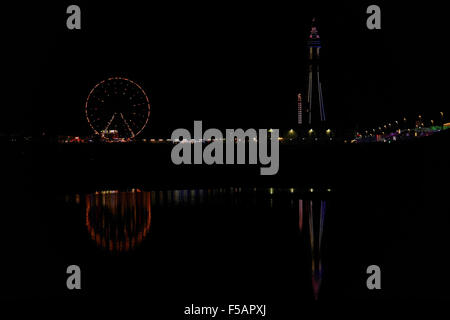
left=38, top=185, right=449, bottom=305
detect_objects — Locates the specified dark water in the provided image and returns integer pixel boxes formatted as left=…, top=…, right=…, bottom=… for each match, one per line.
left=3, top=138, right=450, bottom=309
left=30, top=184, right=450, bottom=310
left=66, top=188, right=328, bottom=300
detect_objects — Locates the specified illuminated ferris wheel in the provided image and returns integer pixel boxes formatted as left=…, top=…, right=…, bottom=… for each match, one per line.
left=85, top=77, right=150, bottom=140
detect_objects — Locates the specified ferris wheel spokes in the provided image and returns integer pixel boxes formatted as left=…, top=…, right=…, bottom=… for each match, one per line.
left=85, top=77, right=151, bottom=141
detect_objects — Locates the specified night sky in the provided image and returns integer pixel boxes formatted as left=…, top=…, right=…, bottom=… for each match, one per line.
left=3, top=1, right=448, bottom=136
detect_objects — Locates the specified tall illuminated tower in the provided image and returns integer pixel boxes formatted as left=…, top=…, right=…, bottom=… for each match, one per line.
left=305, top=18, right=326, bottom=126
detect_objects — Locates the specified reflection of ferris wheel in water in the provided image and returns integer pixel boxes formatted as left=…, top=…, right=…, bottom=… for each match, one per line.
left=85, top=77, right=150, bottom=140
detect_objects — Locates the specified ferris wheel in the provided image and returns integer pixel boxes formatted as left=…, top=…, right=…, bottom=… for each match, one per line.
left=85, top=77, right=150, bottom=140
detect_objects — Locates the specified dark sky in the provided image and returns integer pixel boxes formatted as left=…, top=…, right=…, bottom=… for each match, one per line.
left=3, top=1, right=449, bottom=136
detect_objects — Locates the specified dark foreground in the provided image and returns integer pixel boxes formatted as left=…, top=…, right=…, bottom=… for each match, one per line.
left=2, top=132, right=450, bottom=311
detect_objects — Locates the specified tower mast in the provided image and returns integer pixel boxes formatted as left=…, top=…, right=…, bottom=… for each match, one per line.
left=306, top=18, right=326, bottom=126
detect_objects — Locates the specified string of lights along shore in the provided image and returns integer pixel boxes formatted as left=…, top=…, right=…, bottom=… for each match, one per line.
left=298, top=18, right=326, bottom=128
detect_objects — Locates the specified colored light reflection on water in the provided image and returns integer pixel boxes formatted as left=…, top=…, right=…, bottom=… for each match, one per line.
left=85, top=190, right=151, bottom=252
left=67, top=186, right=329, bottom=300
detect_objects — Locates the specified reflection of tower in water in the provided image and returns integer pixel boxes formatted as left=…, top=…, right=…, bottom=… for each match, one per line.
left=299, top=198, right=326, bottom=300
left=85, top=190, right=151, bottom=252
